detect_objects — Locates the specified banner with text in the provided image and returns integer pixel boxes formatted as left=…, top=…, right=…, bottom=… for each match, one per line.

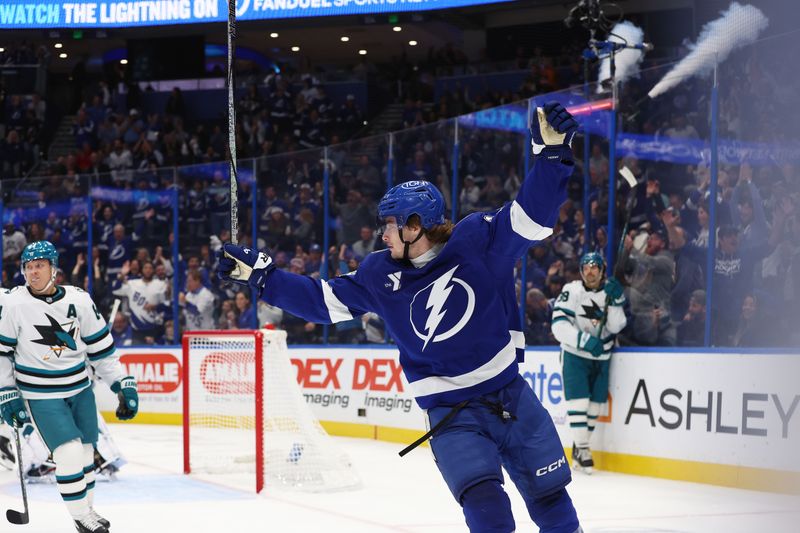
left=0, top=0, right=513, bottom=29
left=97, top=345, right=799, bottom=478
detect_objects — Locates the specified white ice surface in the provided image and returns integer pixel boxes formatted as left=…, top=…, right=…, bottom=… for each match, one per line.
left=0, top=424, right=797, bottom=532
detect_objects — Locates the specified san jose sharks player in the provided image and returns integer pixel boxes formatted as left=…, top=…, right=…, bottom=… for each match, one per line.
left=217, top=102, right=583, bottom=533
left=551, top=252, right=626, bottom=474
left=0, top=241, right=138, bottom=533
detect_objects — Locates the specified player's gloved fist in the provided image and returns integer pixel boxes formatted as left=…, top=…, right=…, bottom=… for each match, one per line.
left=215, top=243, right=276, bottom=292
left=0, top=387, right=29, bottom=428
left=604, top=277, right=624, bottom=302
left=530, top=101, right=578, bottom=161
left=577, top=332, right=604, bottom=358
left=111, top=376, right=138, bottom=421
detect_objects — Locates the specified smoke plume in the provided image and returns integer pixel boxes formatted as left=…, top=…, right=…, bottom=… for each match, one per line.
left=597, top=21, right=646, bottom=93
left=648, top=2, right=768, bottom=99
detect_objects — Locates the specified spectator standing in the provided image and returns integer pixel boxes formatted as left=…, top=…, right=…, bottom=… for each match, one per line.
left=180, top=271, right=216, bottom=330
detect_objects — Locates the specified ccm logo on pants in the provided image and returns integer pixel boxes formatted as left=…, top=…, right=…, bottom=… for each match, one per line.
left=536, top=456, right=567, bottom=477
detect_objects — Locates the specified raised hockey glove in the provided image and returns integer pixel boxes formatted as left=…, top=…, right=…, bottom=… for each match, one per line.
left=0, top=388, right=29, bottom=427
left=577, top=332, right=604, bottom=358
left=530, top=101, right=578, bottom=162
left=603, top=277, right=624, bottom=303
left=216, top=243, right=276, bottom=292
left=111, top=376, right=138, bottom=421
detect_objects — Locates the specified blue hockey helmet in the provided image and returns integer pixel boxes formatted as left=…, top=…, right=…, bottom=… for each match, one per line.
left=377, top=180, right=445, bottom=230
left=21, top=240, right=59, bottom=269
left=580, top=251, right=604, bottom=273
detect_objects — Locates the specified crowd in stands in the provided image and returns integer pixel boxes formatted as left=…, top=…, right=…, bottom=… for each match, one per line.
left=0, top=92, right=47, bottom=179
left=50, top=73, right=364, bottom=183
left=0, top=34, right=795, bottom=349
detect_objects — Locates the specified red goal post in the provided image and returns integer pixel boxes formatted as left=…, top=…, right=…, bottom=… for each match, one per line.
left=182, top=329, right=264, bottom=491
left=182, top=329, right=360, bottom=493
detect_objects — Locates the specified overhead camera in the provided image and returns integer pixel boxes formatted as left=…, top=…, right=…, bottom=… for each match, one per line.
left=564, top=0, right=612, bottom=33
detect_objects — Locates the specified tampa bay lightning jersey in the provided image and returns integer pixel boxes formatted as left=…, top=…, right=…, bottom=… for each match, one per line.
left=262, top=157, right=573, bottom=408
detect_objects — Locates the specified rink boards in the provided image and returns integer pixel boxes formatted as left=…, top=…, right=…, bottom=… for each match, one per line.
left=95, top=346, right=800, bottom=493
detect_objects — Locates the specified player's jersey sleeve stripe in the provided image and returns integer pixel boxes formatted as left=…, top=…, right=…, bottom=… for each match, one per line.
left=320, top=281, right=354, bottom=322
left=408, top=338, right=516, bottom=398
left=509, top=330, right=525, bottom=350
left=15, top=361, right=86, bottom=378
left=87, top=344, right=116, bottom=362
left=82, top=326, right=109, bottom=344
left=0, top=351, right=14, bottom=358
left=552, top=316, right=570, bottom=324
left=0, top=334, right=17, bottom=347
left=17, top=376, right=90, bottom=393
left=509, top=200, right=553, bottom=242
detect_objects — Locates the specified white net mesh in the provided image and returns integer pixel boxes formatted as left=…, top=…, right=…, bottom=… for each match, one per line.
left=184, top=329, right=361, bottom=492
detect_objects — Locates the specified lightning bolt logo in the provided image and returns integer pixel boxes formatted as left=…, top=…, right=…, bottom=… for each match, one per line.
left=410, top=265, right=476, bottom=351
left=421, top=266, right=458, bottom=350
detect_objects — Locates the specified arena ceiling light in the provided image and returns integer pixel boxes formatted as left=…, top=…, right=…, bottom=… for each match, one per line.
left=408, top=40, right=418, bottom=46
left=59, top=53, right=67, bottom=58
left=358, top=49, right=367, bottom=55
left=0, top=48, right=4, bottom=53
left=54, top=43, right=63, bottom=48
left=270, top=33, right=279, bottom=38
left=393, top=26, right=402, bottom=32
left=291, top=46, right=300, bottom=52
left=120, top=59, right=128, bottom=65
left=340, top=36, right=350, bottom=42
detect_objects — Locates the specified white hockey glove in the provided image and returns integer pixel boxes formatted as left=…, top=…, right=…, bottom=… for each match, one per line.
left=216, top=243, right=276, bottom=292
left=530, top=101, right=578, bottom=163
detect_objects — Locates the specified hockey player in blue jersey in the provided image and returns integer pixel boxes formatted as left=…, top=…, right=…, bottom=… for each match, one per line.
left=217, top=102, right=583, bottom=533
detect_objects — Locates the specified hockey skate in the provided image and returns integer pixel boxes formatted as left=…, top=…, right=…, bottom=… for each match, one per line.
left=572, top=444, right=594, bottom=475
left=74, top=513, right=109, bottom=533
left=0, top=436, right=15, bottom=470
left=90, top=509, right=111, bottom=529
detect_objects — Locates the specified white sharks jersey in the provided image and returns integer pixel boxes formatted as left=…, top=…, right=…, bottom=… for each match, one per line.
left=551, top=280, right=627, bottom=361
left=183, top=287, right=216, bottom=329
left=0, top=286, right=125, bottom=400
left=113, top=278, right=169, bottom=331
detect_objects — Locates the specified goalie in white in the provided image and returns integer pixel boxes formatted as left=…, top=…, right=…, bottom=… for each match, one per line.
left=0, top=411, right=125, bottom=482
left=0, top=241, right=139, bottom=533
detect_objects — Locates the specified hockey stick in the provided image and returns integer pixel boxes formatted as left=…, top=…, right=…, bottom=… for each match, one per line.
left=226, top=0, right=242, bottom=279
left=6, top=427, right=29, bottom=524
left=108, top=298, right=121, bottom=327
left=597, top=166, right=638, bottom=334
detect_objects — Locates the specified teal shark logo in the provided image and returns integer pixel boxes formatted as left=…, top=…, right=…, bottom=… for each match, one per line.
left=32, top=314, right=78, bottom=356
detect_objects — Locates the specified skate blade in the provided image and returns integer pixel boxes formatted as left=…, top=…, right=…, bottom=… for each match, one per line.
left=572, top=463, right=593, bottom=475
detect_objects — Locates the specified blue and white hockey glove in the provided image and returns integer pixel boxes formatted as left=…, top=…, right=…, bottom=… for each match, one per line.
left=530, top=101, right=578, bottom=162
left=603, top=277, right=624, bottom=303
left=577, top=332, right=604, bottom=358
left=216, top=243, right=276, bottom=292
left=111, top=377, right=138, bottom=421
left=0, top=387, right=29, bottom=427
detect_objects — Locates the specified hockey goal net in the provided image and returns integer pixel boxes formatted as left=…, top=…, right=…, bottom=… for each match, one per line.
left=182, top=329, right=361, bottom=493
